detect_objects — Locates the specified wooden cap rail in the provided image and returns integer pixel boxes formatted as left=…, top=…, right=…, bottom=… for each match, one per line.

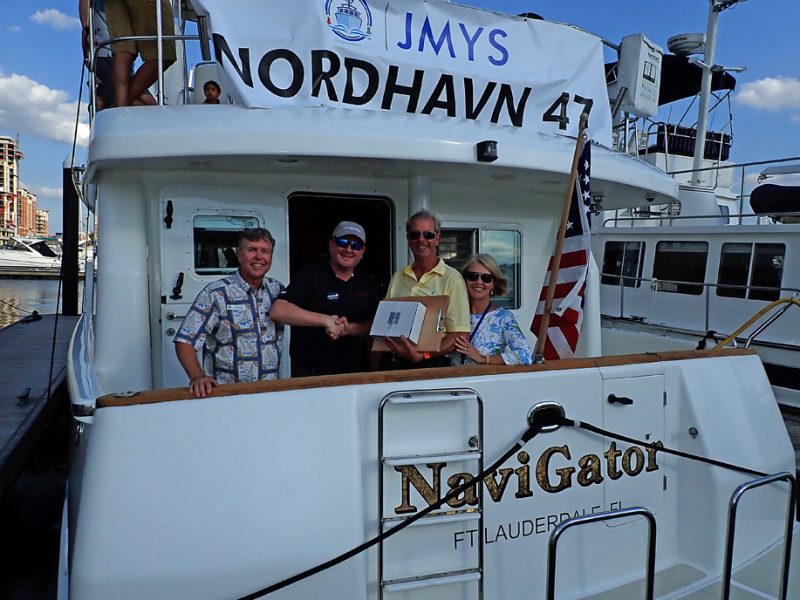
left=96, top=348, right=754, bottom=409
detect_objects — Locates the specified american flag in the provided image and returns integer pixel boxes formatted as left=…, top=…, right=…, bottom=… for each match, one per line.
left=531, top=139, right=591, bottom=359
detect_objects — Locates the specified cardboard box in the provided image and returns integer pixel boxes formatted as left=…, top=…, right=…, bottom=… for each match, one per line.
left=370, top=301, right=426, bottom=343
left=371, top=295, right=449, bottom=353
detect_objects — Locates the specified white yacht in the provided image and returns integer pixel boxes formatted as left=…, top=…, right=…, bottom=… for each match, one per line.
left=593, top=9, right=800, bottom=410
left=0, top=236, right=61, bottom=272
left=63, top=1, right=798, bottom=599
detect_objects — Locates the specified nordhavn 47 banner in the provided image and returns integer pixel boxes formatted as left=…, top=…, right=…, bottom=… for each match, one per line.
left=191, top=0, right=612, bottom=145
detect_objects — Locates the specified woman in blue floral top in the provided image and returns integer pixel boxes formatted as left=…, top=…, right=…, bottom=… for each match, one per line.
left=452, top=254, right=533, bottom=366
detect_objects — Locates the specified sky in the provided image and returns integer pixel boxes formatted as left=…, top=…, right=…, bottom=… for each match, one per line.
left=1, top=0, right=798, bottom=233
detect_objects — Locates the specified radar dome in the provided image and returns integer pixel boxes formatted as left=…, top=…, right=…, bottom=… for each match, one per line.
left=667, top=33, right=705, bottom=56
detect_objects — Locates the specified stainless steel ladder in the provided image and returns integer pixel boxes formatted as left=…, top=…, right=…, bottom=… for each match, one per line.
left=378, top=388, right=484, bottom=599
left=546, top=506, right=657, bottom=600
left=722, top=471, right=796, bottom=600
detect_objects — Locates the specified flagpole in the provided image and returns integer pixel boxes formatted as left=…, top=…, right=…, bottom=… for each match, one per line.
left=534, top=113, right=589, bottom=357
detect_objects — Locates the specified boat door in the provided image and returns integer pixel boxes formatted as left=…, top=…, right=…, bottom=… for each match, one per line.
left=600, top=364, right=666, bottom=518
left=287, top=192, right=393, bottom=288
left=156, top=190, right=285, bottom=388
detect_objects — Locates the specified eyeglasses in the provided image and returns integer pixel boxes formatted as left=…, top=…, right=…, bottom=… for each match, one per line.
left=333, top=237, right=365, bottom=251
left=464, top=271, right=494, bottom=283
left=407, top=230, right=437, bottom=241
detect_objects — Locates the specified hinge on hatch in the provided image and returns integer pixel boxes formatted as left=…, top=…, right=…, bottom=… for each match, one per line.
left=663, top=391, right=667, bottom=406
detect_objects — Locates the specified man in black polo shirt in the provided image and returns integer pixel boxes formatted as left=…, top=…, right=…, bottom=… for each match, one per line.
left=270, top=221, right=381, bottom=377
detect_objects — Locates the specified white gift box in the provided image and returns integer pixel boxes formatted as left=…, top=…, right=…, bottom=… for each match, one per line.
left=370, top=300, right=427, bottom=344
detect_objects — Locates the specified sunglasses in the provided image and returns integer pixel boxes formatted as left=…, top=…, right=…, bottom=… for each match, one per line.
left=465, top=271, right=494, bottom=283
left=333, top=237, right=364, bottom=251
left=407, top=230, right=437, bottom=241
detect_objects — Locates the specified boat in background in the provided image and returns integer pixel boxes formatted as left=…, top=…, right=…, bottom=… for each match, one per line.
left=0, top=236, right=61, bottom=273
left=62, top=1, right=798, bottom=598
left=593, top=4, right=800, bottom=410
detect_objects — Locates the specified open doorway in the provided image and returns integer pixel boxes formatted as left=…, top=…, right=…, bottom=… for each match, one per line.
left=287, top=193, right=394, bottom=294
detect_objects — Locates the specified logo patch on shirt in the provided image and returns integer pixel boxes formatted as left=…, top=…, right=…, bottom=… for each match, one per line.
left=327, top=292, right=340, bottom=302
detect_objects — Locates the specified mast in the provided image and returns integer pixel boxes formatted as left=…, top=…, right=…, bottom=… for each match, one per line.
left=690, top=0, right=741, bottom=187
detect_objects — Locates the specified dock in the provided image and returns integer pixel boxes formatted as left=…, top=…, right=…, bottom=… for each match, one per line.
left=0, top=314, right=79, bottom=495
left=0, top=269, right=64, bottom=280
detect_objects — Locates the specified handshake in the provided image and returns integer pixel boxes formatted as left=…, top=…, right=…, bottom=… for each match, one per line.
left=324, top=315, right=350, bottom=341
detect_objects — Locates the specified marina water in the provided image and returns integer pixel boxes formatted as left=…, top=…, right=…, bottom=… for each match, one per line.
left=0, top=279, right=83, bottom=329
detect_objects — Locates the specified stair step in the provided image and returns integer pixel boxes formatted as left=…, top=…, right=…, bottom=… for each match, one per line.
left=383, top=568, right=481, bottom=592
left=383, top=450, right=481, bottom=466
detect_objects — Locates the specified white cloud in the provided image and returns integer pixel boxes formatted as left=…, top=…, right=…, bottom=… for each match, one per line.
left=9, top=26, right=21, bottom=34
left=24, top=185, right=62, bottom=199
left=30, top=9, right=81, bottom=30
left=736, top=76, right=800, bottom=111
left=0, top=74, right=89, bottom=147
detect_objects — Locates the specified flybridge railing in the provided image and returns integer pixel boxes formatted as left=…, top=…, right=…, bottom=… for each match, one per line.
left=83, top=0, right=210, bottom=120
left=600, top=211, right=800, bottom=227
left=598, top=155, right=800, bottom=227
left=612, top=89, right=735, bottom=161
left=601, top=272, right=800, bottom=343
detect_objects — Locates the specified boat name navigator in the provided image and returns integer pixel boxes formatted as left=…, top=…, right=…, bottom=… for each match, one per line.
left=394, top=441, right=663, bottom=513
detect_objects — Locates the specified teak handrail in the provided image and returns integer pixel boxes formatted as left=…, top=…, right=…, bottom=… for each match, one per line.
left=96, top=348, right=754, bottom=409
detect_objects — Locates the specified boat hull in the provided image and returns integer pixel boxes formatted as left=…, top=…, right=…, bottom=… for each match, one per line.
left=65, top=351, right=798, bottom=599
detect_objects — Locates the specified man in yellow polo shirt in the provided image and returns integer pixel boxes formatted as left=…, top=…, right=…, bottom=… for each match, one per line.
left=383, top=210, right=470, bottom=368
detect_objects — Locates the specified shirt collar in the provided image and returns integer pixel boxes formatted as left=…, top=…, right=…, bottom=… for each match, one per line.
left=403, top=258, right=445, bottom=279
left=233, top=270, right=265, bottom=293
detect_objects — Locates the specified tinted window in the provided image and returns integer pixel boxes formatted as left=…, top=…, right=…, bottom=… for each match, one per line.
left=653, top=241, right=708, bottom=295
left=718, top=242, right=785, bottom=301
left=717, top=242, right=750, bottom=298
left=193, top=214, right=260, bottom=275
left=750, top=244, right=785, bottom=301
left=601, top=241, right=645, bottom=288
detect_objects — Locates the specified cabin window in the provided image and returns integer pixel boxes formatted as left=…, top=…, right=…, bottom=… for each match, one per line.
left=1, top=239, right=31, bottom=252
left=652, top=241, right=708, bottom=295
left=193, top=214, right=260, bottom=275
left=440, top=228, right=522, bottom=309
left=717, top=242, right=785, bottom=301
left=601, top=241, right=646, bottom=288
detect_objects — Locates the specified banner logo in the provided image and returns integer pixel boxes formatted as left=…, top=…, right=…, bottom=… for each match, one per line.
left=325, top=0, right=373, bottom=42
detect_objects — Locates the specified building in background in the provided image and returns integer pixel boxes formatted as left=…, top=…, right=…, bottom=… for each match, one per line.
left=17, top=188, right=38, bottom=237
left=0, top=135, right=23, bottom=242
left=36, top=209, right=49, bottom=238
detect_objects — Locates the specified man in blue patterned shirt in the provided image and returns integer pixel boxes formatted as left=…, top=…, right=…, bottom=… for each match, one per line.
left=174, top=228, right=284, bottom=397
